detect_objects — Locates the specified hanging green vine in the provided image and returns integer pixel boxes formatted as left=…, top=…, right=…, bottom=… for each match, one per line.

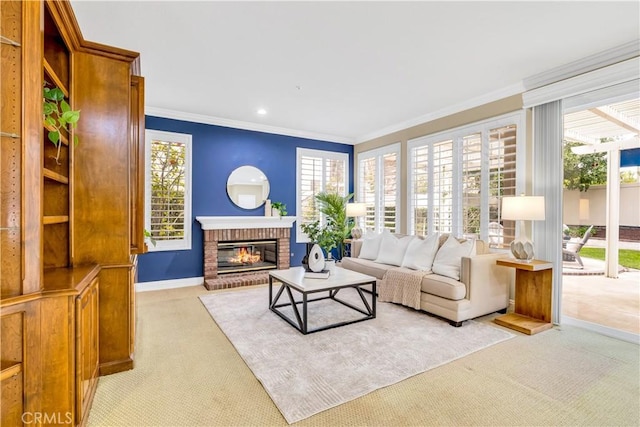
left=43, top=84, right=80, bottom=163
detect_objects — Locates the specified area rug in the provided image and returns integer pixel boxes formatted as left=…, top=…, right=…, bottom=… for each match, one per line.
left=199, top=286, right=513, bottom=424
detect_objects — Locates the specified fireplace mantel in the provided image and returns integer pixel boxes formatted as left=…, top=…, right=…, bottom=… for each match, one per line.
left=196, top=216, right=297, bottom=230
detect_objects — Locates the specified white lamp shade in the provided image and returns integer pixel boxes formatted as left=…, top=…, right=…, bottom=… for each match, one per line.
left=346, top=202, right=367, bottom=217
left=501, top=196, right=545, bottom=221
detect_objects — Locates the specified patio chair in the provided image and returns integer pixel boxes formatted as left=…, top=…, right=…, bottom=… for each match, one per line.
left=562, top=225, right=594, bottom=268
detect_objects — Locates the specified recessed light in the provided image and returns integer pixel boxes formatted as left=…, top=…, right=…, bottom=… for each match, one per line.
left=257, top=108, right=267, bottom=115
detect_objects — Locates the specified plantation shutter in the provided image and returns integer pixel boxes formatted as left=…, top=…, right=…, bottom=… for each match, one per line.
left=432, top=140, right=454, bottom=234
left=382, top=152, right=398, bottom=232
left=146, top=130, right=191, bottom=250
left=296, top=148, right=349, bottom=242
left=488, top=124, right=517, bottom=243
left=461, top=133, right=482, bottom=237
left=410, top=146, right=429, bottom=236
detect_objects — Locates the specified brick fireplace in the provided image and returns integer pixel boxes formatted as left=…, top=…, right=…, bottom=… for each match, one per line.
left=197, top=216, right=296, bottom=290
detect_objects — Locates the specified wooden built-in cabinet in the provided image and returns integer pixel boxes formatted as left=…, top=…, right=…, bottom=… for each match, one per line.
left=0, top=0, right=145, bottom=424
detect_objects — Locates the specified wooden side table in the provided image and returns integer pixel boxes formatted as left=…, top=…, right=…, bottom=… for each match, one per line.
left=494, top=259, right=553, bottom=335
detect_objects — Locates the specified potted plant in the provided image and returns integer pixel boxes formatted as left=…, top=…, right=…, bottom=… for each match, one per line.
left=300, top=191, right=354, bottom=260
left=43, top=84, right=80, bottom=164
left=271, top=201, right=287, bottom=217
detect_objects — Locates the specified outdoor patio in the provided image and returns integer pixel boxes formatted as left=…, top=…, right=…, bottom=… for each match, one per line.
left=562, top=239, right=639, bottom=335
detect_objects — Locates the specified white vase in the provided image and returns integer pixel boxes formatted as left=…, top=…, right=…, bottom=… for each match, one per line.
left=308, top=244, right=326, bottom=272
left=264, top=199, right=271, bottom=217
left=272, top=207, right=280, bottom=217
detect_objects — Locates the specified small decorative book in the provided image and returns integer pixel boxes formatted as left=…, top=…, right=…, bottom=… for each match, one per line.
left=304, top=270, right=330, bottom=279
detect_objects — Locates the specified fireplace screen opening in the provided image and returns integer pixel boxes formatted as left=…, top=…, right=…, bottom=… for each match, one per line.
left=218, top=240, right=278, bottom=274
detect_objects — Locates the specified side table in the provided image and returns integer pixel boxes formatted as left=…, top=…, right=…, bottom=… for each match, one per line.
left=494, top=259, right=553, bottom=335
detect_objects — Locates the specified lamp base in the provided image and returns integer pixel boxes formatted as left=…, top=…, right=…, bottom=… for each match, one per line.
left=351, top=226, right=362, bottom=239
left=510, top=238, right=535, bottom=262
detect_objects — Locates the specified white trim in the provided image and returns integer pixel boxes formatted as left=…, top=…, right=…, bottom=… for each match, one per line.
left=145, top=129, right=193, bottom=252
left=524, top=40, right=640, bottom=91
left=561, top=316, right=640, bottom=345
left=523, top=57, right=640, bottom=108
left=196, top=216, right=297, bottom=230
left=355, top=82, right=524, bottom=144
left=135, top=276, right=204, bottom=292
left=145, top=107, right=354, bottom=145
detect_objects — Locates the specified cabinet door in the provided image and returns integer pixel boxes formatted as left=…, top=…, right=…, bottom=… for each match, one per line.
left=76, top=277, right=99, bottom=424
left=130, top=75, right=146, bottom=254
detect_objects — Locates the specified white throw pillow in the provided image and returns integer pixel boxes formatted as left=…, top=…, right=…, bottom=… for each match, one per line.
left=401, top=233, right=440, bottom=271
left=375, top=233, right=414, bottom=266
left=358, top=230, right=385, bottom=260
left=431, top=235, right=474, bottom=281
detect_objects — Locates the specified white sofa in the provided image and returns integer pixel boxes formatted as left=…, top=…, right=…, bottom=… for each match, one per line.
left=341, top=234, right=514, bottom=326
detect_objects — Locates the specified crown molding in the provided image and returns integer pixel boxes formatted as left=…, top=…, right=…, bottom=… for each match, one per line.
left=524, top=40, right=640, bottom=91
left=354, top=82, right=525, bottom=144
left=523, top=57, right=640, bottom=108
left=144, top=107, right=355, bottom=145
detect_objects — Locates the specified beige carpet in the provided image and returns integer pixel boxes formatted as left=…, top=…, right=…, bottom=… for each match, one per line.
left=199, top=286, right=513, bottom=423
left=87, top=284, right=640, bottom=426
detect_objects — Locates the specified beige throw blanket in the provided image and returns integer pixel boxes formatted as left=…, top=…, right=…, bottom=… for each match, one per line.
left=378, top=268, right=428, bottom=310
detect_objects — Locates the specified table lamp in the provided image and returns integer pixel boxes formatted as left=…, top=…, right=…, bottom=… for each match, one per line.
left=346, top=202, right=366, bottom=239
left=501, top=195, right=545, bottom=262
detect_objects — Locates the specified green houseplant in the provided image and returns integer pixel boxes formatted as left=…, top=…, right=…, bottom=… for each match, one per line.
left=300, top=191, right=353, bottom=259
left=271, top=201, right=287, bottom=217
left=43, top=84, right=80, bottom=163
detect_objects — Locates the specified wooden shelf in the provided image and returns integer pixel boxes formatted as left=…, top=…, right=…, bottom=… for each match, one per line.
left=43, top=58, right=69, bottom=97
left=43, top=215, right=69, bottom=225
left=43, top=168, right=69, bottom=184
left=44, top=124, right=69, bottom=146
left=0, top=361, right=22, bottom=382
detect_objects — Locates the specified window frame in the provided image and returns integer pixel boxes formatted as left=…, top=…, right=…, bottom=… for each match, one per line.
left=296, top=147, right=349, bottom=243
left=407, top=112, right=525, bottom=240
left=356, top=143, right=401, bottom=233
left=144, top=129, right=193, bottom=252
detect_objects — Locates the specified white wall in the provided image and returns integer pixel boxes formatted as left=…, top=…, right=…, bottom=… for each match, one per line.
left=563, top=183, right=640, bottom=226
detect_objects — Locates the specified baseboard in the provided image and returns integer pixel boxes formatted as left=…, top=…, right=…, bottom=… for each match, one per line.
left=561, top=316, right=640, bottom=344
left=135, top=276, right=204, bottom=292
left=99, top=358, right=134, bottom=376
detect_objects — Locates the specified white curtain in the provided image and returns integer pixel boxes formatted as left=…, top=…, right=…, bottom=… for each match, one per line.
left=532, top=100, right=564, bottom=324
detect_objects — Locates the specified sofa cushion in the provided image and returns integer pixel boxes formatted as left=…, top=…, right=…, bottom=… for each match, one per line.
left=358, top=230, right=385, bottom=260
left=401, top=233, right=439, bottom=271
left=431, top=235, right=474, bottom=281
left=340, top=257, right=394, bottom=280
left=375, top=233, right=414, bottom=266
left=421, top=274, right=467, bottom=300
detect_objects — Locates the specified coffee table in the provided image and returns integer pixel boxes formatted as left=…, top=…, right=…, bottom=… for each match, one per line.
left=268, top=266, right=376, bottom=334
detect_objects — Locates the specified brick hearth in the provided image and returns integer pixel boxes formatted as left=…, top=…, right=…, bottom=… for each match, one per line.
left=203, top=227, right=290, bottom=290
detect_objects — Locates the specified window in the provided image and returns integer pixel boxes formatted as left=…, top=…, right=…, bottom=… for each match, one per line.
left=296, top=148, right=349, bottom=242
left=357, top=143, right=400, bottom=233
left=145, top=129, right=192, bottom=251
left=408, top=113, right=522, bottom=243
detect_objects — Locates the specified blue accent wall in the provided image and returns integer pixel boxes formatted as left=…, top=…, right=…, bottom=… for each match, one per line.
left=138, top=116, right=354, bottom=283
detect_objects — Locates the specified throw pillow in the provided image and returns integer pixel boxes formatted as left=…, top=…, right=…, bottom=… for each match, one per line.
left=358, top=230, right=385, bottom=260
left=401, top=233, right=440, bottom=271
left=431, top=235, right=475, bottom=281
left=375, top=232, right=414, bottom=266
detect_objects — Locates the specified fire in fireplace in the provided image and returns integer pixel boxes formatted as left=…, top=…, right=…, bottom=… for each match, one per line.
left=217, top=240, right=277, bottom=274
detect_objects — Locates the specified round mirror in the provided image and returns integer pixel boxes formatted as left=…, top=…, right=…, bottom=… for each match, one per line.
left=226, top=166, right=270, bottom=209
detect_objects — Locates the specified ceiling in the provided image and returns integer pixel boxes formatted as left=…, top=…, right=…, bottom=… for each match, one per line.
left=70, top=1, right=640, bottom=145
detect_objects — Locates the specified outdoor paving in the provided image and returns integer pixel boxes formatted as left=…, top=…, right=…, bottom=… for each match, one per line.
left=562, top=254, right=639, bottom=335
